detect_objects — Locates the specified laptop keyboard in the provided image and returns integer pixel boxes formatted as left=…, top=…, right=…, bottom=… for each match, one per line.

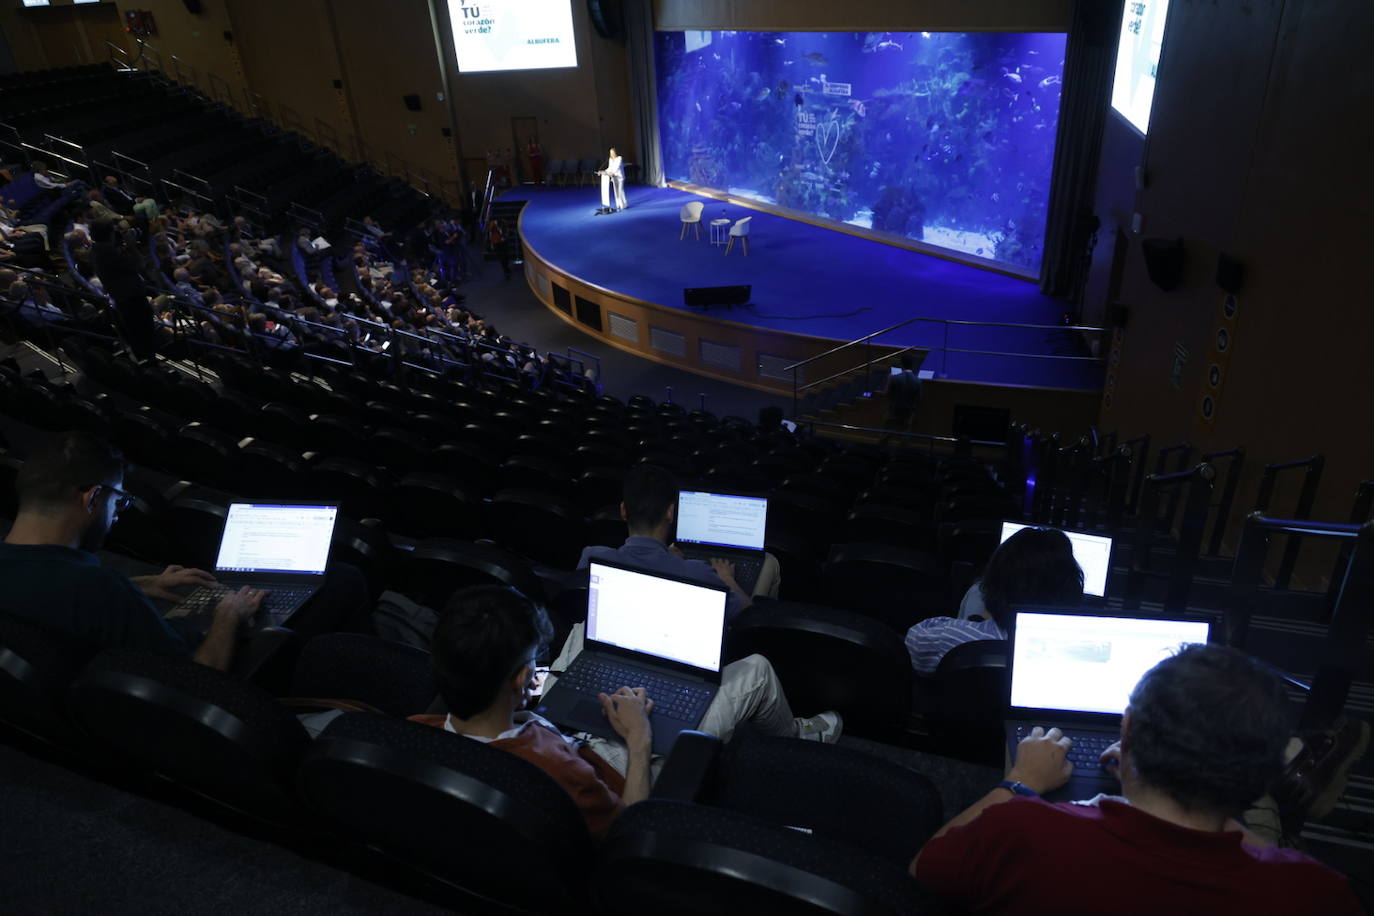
left=175, top=584, right=316, bottom=625
left=682, top=549, right=763, bottom=596
left=558, top=656, right=714, bottom=723
left=1015, top=726, right=1118, bottom=771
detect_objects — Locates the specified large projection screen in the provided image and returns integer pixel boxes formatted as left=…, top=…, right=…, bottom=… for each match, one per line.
left=447, top=0, right=578, bottom=73
left=655, top=30, right=1067, bottom=273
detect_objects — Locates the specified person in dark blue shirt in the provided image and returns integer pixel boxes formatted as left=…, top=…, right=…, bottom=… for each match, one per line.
left=0, top=432, right=262, bottom=670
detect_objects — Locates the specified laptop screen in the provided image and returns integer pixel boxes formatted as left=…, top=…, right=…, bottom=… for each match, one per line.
left=1010, top=611, right=1212, bottom=716
left=1000, top=522, right=1113, bottom=597
left=676, top=490, right=767, bottom=551
left=586, top=561, right=727, bottom=673
left=215, top=504, right=338, bottom=575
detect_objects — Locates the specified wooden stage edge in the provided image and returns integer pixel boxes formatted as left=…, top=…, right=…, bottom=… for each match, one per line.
left=517, top=224, right=1103, bottom=438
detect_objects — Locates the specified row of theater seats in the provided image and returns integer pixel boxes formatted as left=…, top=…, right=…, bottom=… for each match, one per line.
left=0, top=615, right=957, bottom=914
left=0, top=339, right=1019, bottom=633
left=5, top=65, right=430, bottom=236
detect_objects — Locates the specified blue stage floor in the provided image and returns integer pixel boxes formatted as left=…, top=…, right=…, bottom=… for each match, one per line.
left=513, top=185, right=1102, bottom=389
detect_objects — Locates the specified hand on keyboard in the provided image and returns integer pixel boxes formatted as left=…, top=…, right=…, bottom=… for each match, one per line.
left=708, top=557, right=736, bottom=583
left=1009, top=726, right=1074, bottom=795
left=1100, top=740, right=1123, bottom=779
left=215, top=586, right=268, bottom=623
left=598, top=686, right=654, bottom=749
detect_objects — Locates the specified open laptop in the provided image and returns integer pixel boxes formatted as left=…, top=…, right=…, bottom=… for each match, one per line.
left=537, top=559, right=729, bottom=756
left=675, top=489, right=768, bottom=595
left=1000, top=521, right=1115, bottom=599
left=165, top=502, right=339, bottom=629
left=1005, top=608, right=1212, bottom=801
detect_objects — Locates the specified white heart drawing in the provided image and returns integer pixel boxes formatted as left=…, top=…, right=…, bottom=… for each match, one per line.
left=815, top=120, right=840, bottom=167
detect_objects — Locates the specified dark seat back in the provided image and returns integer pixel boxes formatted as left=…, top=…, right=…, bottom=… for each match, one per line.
left=67, top=648, right=314, bottom=824
left=725, top=601, right=911, bottom=742
left=289, top=633, right=436, bottom=716
left=594, top=799, right=939, bottom=916
left=930, top=639, right=1009, bottom=767
left=300, top=713, right=592, bottom=911
left=0, top=612, right=98, bottom=747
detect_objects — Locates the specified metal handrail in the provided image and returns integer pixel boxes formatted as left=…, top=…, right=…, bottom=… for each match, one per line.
left=782, top=315, right=1109, bottom=374
left=567, top=346, right=601, bottom=379
left=797, top=344, right=923, bottom=395
left=802, top=419, right=1007, bottom=450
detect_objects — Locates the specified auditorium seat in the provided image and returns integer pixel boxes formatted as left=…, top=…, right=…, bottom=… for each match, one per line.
left=483, top=489, right=587, bottom=570
left=593, top=798, right=940, bottom=916
left=299, top=713, right=593, bottom=911
left=822, top=543, right=948, bottom=631
left=925, top=639, right=1010, bottom=768
left=725, top=601, right=912, bottom=742
left=842, top=503, right=936, bottom=553
left=0, top=612, right=98, bottom=751
left=393, top=539, right=543, bottom=611
left=160, top=488, right=232, bottom=570
left=286, top=634, right=436, bottom=717
left=67, top=648, right=316, bottom=827
left=308, top=456, right=393, bottom=521
left=382, top=472, right=483, bottom=540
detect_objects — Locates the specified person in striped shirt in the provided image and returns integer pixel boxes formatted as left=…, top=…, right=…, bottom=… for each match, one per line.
left=905, top=527, right=1084, bottom=675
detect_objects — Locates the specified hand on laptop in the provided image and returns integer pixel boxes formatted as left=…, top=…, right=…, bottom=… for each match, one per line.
left=598, top=686, right=654, bottom=750
left=1100, top=740, right=1123, bottom=778
left=1009, top=726, right=1074, bottom=795
left=134, top=564, right=217, bottom=602
left=215, top=586, right=268, bottom=622
left=708, top=557, right=737, bottom=583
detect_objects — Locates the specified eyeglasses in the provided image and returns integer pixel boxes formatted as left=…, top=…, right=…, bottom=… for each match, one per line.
left=100, top=484, right=135, bottom=512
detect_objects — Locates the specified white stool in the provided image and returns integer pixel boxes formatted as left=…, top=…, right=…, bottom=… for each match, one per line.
left=710, top=218, right=731, bottom=246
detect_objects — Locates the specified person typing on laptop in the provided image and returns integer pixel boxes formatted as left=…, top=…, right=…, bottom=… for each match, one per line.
left=911, top=644, right=1363, bottom=913
left=0, top=432, right=263, bottom=671
left=577, top=464, right=779, bottom=618
left=413, top=584, right=838, bottom=837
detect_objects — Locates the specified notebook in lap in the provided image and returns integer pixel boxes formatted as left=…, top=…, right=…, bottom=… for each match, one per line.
left=165, top=503, right=339, bottom=629
left=675, top=489, right=769, bottom=595
left=999, top=522, right=1115, bottom=599
left=537, top=559, right=728, bottom=756
left=1005, top=608, right=1212, bottom=801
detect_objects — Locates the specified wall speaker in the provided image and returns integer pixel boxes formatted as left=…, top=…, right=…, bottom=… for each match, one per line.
left=1216, top=252, right=1244, bottom=294
left=1141, top=237, right=1185, bottom=292
left=182, top=0, right=203, bottom=14
left=684, top=285, right=751, bottom=308
left=1107, top=303, right=1130, bottom=329
left=403, top=94, right=422, bottom=112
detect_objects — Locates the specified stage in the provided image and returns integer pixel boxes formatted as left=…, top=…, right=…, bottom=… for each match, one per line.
left=512, top=185, right=1104, bottom=396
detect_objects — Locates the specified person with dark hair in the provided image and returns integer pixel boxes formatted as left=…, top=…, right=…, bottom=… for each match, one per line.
left=410, top=585, right=652, bottom=837
left=905, top=526, right=1083, bottom=674
left=912, top=644, right=1363, bottom=912
left=0, top=433, right=262, bottom=670
left=545, top=466, right=835, bottom=747
left=91, top=219, right=159, bottom=360
left=413, top=585, right=837, bottom=836
left=577, top=463, right=778, bottom=614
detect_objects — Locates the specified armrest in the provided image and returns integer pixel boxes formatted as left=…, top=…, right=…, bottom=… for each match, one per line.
left=651, top=730, right=722, bottom=801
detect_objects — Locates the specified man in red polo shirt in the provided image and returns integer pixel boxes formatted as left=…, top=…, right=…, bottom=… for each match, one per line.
left=912, top=644, right=1363, bottom=914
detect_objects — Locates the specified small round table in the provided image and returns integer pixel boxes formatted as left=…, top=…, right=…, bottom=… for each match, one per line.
left=710, top=218, right=731, bottom=246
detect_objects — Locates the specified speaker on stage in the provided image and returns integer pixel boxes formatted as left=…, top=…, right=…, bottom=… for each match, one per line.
left=684, top=285, right=751, bottom=308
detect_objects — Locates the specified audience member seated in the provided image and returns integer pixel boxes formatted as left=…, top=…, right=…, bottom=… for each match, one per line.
left=577, top=464, right=778, bottom=618
left=911, top=644, right=1364, bottom=913
left=905, top=526, right=1083, bottom=675
left=412, top=585, right=840, bottom=838
left=0, top=432, right=262, bottom=671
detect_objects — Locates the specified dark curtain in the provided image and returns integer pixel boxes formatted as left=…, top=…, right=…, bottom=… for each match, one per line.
left=1040, top=0, right=1123, bottom=300
left=624, top=0, right=665, bottom=187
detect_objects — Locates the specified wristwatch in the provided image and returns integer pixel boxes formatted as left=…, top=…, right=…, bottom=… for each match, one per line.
left=995, top=780, right=1039, bottom=798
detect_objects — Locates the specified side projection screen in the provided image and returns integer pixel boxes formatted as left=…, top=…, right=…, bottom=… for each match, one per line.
left=655, top=30, right=1067, bottom=273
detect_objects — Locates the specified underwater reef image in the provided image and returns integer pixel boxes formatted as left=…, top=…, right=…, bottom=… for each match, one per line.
left=654, top=30, right=1068, bottom=273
